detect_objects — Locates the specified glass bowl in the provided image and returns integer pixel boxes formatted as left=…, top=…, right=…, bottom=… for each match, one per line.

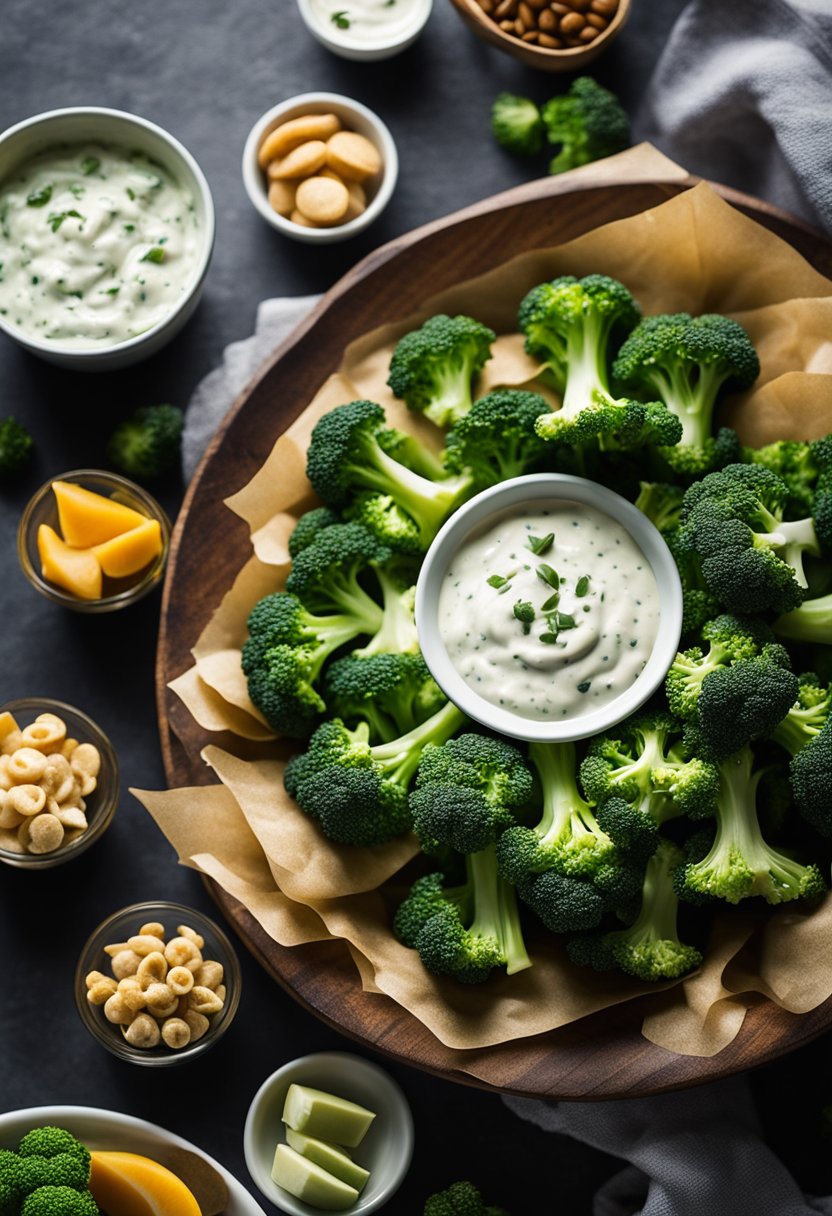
left=18, top=468, right=171, bottom=612
left=0, top=697, right=119, bottom=869
left=74, top=900, right=242, bottom=1067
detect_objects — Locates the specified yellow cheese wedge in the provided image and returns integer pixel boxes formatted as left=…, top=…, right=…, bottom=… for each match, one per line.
left=37, top=524, right=103, bottom=601
left=92, top=517, right=163, bottom=579
left=53, top=479, right=148, bottom=548
left=89, top=1150, right=203, bottom=1216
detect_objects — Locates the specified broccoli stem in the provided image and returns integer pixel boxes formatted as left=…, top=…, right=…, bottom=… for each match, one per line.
left=356, top=568, right=418, bottom=657
left=529, top=740, right=609, bottom=866
left=324, top=568, right=386, bottom=630
left=467, top=844, right=532, bottom=976
left=751, top=516, right=820, bottom=589
left=351, top=438, right=469, bottom=545
left=371, top=700, right=466, bottom=788
left=770, top=705, right=824, bottom=756
left=775, top=591, right=832, bottom=645
left=623, top=844, right=680, bottom=947
left=424, top=361, right=476, bottom=428
left=559, top=313, right=610, bottom=418
left=641, top=361, right=725, bottom=448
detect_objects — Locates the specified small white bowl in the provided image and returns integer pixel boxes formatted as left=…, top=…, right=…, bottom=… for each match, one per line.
left=416, top=474, right=683, bottom=743
left=244, top=1052, right=414, bottom=1215
left=242, top=94, right=398, bottom=245
left=296, top=0, right=432, bottom=60
left=0, top=107, right=215, bottom=371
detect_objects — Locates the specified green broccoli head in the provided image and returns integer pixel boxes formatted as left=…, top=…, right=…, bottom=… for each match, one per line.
left=17, top=1129, right=89, bottom=1170
left=0, top=416, right=34, bottom=476
left=769, top=672, right=831, bottom=757
left=491, top=92, right=545, bottom=157
left=516, top=866, right=606, bottom=934
left=541, top=76, right=630, bottom=175
left=287, top=506, right=341, bottom=557
left=424, top=1179, right=509, bottom=1216
left=324, top=651, right=445, bottom=741
left=21, top=1188, right=99, bottom=1216
left=742, top=439, right=820, bottom=515
left=664, top=613, right=776, bottom=720
left=682, top=646, right=799, bottom=762
left=790, top=721, right=832, bottom=837
left=443, top=389, right=553, bottom=487
left=107, top=403, right=183, bottom=479
left=18, top=1156, right=89, bottom=1194
left=387, top=315, right=496, bottom=428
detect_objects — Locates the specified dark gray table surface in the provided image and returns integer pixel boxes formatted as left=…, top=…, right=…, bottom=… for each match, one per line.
left=2, top=2, right=831, bottom=1213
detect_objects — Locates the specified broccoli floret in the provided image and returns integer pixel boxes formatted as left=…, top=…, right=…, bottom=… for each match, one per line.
left=497, top=741, right=641, bottom=933
left=790, top=722, right=832, bottom=836
left=662, top=526, right=722, bottom=636
left=680, top=463, right=827, bottom=613
left=409, top=733, right=533, bottom=854
left=569, top=840, right=702, bottom=981
left=284, top=701, right=466, bottom=846
left=18, top=1156, right=88, bottom=1194
left=613, top=314, right=759, bottom=476
left=324, top=651, right=445, bottom=741
left=398, top=844, right=531, bottom=983
left=742, top=439, right=820, bottom=515
left=684, top=646, right=798, bottom=762
left=664, top=614, right=775, bottom=720
left=285, top=521, right=390, bottom=618
left=443, top=390, right=553, bottom=488
left=517, top=275, right=678, bottom=451
left=769, top=673, right=831, bottom=756
left=387, top=316, right=496, bottom=428
left=107, top=403, right=183, bottom=479
left=634, top=481, right=685, bottom=534
left=676, top=746, right=826, bottom=905
left=306, top=400, right=473, bottom=548
left=774, top=590, right=832, bottom=646
left=541, top=76, right=630, bottom=175
left=17, top=1129, right=89, bottom=1171
left=287, top=506, right=341, bottom=557
left=491, top=92, right=545, bottom=157
left=424, top=1179, right=509, bottom=1216
left=580, top=712, right=719, bottom=837
left=0, top=416, right=34, bottom=476
left=21, top=1188, right=99, bottom=1216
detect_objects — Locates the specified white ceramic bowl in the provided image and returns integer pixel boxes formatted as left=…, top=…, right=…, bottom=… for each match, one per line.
left=416, top=474, right=684, bottom=743
left=0, top=107, right=215, bottom=370
left=244, top=1052, right=414, bottom=1214
left=242, top=94, right=398, bottom=245
left=295, top=0, right=432, bottom=60
left=0, top=1105, right=267, bottom=1216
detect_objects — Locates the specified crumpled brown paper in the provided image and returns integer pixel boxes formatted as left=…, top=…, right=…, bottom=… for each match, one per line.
left=138, top=148, right=832, bottom=1062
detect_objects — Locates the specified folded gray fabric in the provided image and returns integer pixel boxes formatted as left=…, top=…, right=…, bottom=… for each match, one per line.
left=505, top=1080, right=832, bottom=1216
left=635, top=0, right=832, bottom=232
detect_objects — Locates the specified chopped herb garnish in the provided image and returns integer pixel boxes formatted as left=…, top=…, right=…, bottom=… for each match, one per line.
left=104, top=287, right=120, bottom=296
left=487, top=574, right=509, bottom=589
left=27, top=185, right=52, bottom=207
left=69, top=183, right=85, bottom=199
left=81, top=155, right=100, bottom=175
left=126, top=187, right=136, bottom=200
left=140, top=246, right=166, bottom=264
left=541, top=593, right=560, bottom=612
left=540, top=631, right=560, bottom=644
left=513, top=601, right=535, bottom=634
left=331, top=9, right=350, bottom=26
left=123, top=223, right=135, bottom=233
left=576, top=575, right=591, bottom=597
left=526, top=532, right=554, bottom=556
left=557, top=612, right=576, bottom=630
left=47, top=209, right=84, bottom=232
left=536, top=563, right=559, bottom=589
left=577, top=680, right=591, bottom=694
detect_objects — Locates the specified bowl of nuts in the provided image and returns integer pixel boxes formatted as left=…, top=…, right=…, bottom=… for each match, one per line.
left=447, top=0, right=630, bottom=70
left=0, top=698, right=119, bottom=869
left=242, top=93, right=398, bottom=243
left=74, top=900, right=242, bottom=1066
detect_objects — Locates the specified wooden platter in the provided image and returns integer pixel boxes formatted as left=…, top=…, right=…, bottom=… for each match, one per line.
left=157, top=172, right=832, bottom=1099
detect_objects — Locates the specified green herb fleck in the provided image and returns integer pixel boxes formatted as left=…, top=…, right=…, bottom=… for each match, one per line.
left=526, top=532, right=554, bottom=556
left=123, top=223, right=135, bottom=233
left=540, top=631, right=560, bottom=644
left=541, top=593, right=560, bottom=612
left=536, top=563, right=559, bottom=590
left=30, top=275, right=39, bottom=285
left=331, top=9, right=350, bottom=26
left=27, top=185, right=52, bottom=207
left=487, top=574, right=509, bottom=589
left=513, top=601, right=535, bottom=634
left=81, top=155, right=100, bottom=175
left=577, top=680, right=591, bottom=694
left=140, top=246, right=166, bottom=264
left=47, top=209, right=84, bottom=232
left=104, top=286, right=120, bottom=296
left=576, top=575, right=591, bottom=597
left=126, top=187, right=136, bottom=200
left=69, top=183, right=85, bottom=199
left=557, top=612, right=576, bottom=630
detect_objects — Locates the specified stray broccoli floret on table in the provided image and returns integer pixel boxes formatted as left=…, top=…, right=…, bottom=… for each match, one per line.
left=396, top=843, right=531, bottom=984
left=497, top=740, right=642, bottom=933
left=306, top=400, right=473, bottom=549
left=675, top=746, right=826, bottom=905
left=0, top=416, right=34, bottom=477
left=518, top=275, right=678, bottom=451
left=664, top=614, right=776, bottom=720
left=107, top=402, right=183, bottom=479
left=569, top=839, right=703, bottom=981
left=284, top=701, right=466, bottom=846
left=410, top=733, right=533, bottom=854
left=423, top=1178, right=509, bottom=1215
left=20, top=1188, right=99, bottom=1216
left=541, top=76, right=630, bottom=175
left=790, top=722, right=832, bottom=837
left=287, top=506, right=341, bottom=557
left=324, top=651, right=445, bottom=742
left=491, top=92, right=545, bottom=157
left=680, top=463, right=829, bottom=614
left=613, top=313, right=759, bottom=476
left=769, top=673, right=831, bottom=757
left=443, top=389, right=553, bottom=488
left=387, top=314, right=496, bottom=428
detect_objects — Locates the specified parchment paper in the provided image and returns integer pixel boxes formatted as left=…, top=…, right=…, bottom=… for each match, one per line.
left=136, top=149, right=832, bottom=1061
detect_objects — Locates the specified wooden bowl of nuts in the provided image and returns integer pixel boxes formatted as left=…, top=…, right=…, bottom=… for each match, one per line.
left=447, top=0, right=630, bottom=69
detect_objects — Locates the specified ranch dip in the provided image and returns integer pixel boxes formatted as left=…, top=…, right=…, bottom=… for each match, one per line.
left=309, top=0, right=425, bottom=42
left=438, top=500, right=660, bottom=722
left=0, top=143, right=201, bottom=348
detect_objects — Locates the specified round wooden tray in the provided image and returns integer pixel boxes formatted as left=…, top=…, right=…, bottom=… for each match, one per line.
left=157, top=172, right=832, bottom=1099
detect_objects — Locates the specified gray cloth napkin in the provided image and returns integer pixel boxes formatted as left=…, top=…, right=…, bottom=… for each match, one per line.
left=635, top=0, right=832, bottom=232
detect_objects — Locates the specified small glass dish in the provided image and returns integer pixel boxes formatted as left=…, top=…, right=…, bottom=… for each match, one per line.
left=0, top=696, right=119, bottom=870
left=244, top=1052, right=414, bottom=1215
left=74, top=900, right=242, bottom=1067
left=17, top=468, right=171, bottom=613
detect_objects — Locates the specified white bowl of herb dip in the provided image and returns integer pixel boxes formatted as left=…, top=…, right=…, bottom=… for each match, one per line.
left=295, top=0, right=432, bottom=60
left=0, top=107, right=214, bottom=370
left=416, top=474, right=684, bottom=743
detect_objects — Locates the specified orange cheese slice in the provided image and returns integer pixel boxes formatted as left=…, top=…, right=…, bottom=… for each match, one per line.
left=92, top=518, right=163, bottom=579
left=53, top=480, right=148, bottom=548
left=89, top=1150, right=202, bottom=1216
left=37, top=524, right=103, bottom=601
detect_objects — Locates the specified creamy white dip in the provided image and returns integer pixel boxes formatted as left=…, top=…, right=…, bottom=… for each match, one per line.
left=0, top=143, right=201, bottom=348
left=438, top=500, right=660, bottom=722
left=310, top=0, right=424, bottom=43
